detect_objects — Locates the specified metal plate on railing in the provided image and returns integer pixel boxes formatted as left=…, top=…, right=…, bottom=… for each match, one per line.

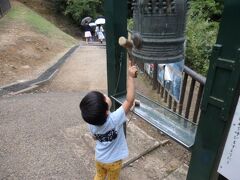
left=112, top=92, right=197, bottom=149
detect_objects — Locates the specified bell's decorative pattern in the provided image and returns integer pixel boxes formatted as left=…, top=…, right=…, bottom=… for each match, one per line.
left=131, top=0, right=188, bottom=63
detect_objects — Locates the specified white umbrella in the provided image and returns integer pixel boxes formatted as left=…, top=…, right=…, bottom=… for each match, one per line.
left=89, top=22, right=96, bottom=27
left=95, top=18, right=105, bottom=25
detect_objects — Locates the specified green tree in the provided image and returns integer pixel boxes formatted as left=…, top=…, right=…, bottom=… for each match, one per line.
left=189, top=0, right=223, bottom=20
left=64, top=0, right=104, bottom=23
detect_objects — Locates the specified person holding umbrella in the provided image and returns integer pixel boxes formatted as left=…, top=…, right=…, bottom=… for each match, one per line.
left=95, top=18, right=105, bottom=43
left=81, top=17, right=92, bottom=44
left=95, top=24, right=105, bottom=43
left=83, top=22, right=92, bottom=44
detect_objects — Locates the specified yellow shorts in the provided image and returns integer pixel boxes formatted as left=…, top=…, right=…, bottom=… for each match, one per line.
left=94, top=160, right=122, bottom=180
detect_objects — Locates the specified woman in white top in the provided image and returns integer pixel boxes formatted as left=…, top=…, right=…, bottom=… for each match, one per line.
left=95, top=25, right=105, bottom=43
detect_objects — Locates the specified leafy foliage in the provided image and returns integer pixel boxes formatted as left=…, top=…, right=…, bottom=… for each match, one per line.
left=64, top=0, right=104, bottom=23
left=127, top=18, right=134, bottom=31
left=185, top=0, right=223, bottom=76
left=189, top=0, right=223, bottom=21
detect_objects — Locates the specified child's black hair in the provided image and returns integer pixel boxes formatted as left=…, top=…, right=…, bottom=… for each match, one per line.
left=79, top=91, right=108, bottom=126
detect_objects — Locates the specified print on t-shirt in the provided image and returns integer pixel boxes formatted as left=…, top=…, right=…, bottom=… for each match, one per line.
left=94, top=129, right=118, bottom=142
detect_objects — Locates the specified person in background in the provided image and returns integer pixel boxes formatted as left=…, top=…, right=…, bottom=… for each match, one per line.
left=84, top=22, right=92, bottom=44
left=90, top=26, right=96, bottom=41
left=95, top=25, right=105, bottom=43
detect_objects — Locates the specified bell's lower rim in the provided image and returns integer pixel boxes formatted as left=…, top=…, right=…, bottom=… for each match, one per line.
left=132, top=53, right=184, bottom=64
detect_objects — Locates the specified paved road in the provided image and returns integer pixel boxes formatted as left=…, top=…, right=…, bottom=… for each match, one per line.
left=0, top=92, right=94, bottom=179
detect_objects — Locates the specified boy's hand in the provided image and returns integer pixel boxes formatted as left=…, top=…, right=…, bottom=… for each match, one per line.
left=128, top=61, right=138, bottom=78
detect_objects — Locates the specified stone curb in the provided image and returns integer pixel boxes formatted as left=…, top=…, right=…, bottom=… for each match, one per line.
left=0, top=45, right=79, bottom=96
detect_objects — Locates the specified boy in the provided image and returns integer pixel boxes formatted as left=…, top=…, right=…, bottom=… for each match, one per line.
left=79, top=63, right=137, bottom=180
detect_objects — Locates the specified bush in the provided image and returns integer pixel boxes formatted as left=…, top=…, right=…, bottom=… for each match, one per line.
left=127, top=18, right=134, bottom=31
left=184, top=0, right=223, bottom=76
left=185, top=6, right=219, bottom=76
left=64, top=0, right=104, bottom=23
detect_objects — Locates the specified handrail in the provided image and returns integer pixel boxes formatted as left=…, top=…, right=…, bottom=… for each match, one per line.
left=142, top=63, right=206, bottom=124
left=183, top=66, right=206, bottom=85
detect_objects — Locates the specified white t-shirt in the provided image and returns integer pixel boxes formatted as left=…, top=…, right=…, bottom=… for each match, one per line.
left=89, top=106, right=128, bottom=163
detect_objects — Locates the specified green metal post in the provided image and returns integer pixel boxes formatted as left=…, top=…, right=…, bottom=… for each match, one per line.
left=104, top=0, right=128, bottom=102
left=187, top=0, right=240, bottom=179
left=104, top=0, right=128, bottom=135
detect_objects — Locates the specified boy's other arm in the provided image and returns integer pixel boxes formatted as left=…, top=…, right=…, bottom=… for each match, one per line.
left=122, top=64, right=137, bottom=114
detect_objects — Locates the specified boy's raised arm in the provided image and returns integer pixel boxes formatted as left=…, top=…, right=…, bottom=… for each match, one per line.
left=122, top=61, right=137, bottom=114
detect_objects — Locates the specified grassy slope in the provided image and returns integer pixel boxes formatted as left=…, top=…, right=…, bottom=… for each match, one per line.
left=0, top=1, right=77, bottom=47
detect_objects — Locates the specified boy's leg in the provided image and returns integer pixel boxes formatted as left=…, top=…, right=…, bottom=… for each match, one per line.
left=106, top=160, right=122, bottom=180
left=94, top=161, right=107, bottom=180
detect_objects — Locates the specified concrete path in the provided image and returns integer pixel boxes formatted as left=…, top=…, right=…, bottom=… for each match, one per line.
left=41, top=44, right=108, bottom=93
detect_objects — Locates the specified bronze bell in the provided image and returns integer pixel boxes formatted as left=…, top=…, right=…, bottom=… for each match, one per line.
left=131, top=0, right=188, bottom=63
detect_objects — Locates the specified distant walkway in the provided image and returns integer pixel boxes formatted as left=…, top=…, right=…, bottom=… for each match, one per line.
left=40, top=44, right=107, bottom=93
